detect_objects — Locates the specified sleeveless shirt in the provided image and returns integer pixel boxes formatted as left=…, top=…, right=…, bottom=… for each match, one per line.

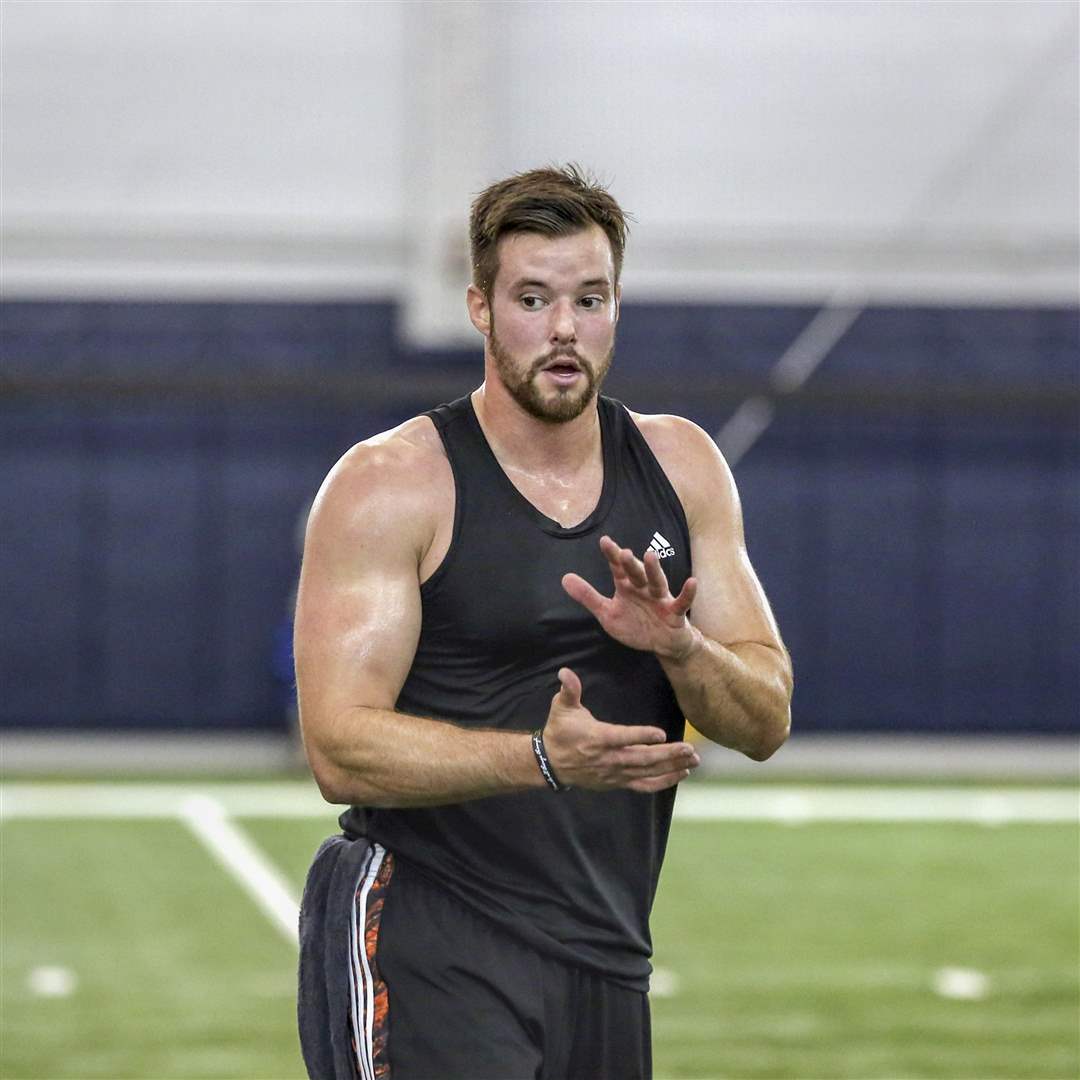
left=349, top=393, right=692, bottom=989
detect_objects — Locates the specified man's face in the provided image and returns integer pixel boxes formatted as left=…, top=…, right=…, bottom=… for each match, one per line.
left=477, top=225, right=619, bottom=424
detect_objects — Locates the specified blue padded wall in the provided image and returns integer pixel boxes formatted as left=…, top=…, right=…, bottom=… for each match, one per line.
left=1, top=300, right=1076, bottom=733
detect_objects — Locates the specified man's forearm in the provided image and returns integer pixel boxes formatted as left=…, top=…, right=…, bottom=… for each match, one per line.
left=659, top=630, right=792, bottom=760
left=304, top=706, right=544, bottom=808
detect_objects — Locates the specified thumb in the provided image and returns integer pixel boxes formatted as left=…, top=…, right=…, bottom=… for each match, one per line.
left=556, top=667, right=582, bottom=709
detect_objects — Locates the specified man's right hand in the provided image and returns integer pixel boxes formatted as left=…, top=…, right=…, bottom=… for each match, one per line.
left=541, top=668, right=700, bottom=793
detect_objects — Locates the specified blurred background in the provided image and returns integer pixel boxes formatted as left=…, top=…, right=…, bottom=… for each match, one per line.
left=1, top=2, right=1077, bottom=1078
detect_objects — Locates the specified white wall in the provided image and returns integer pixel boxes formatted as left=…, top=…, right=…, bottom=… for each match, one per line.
left=2, top=1, right=405, bottom=224
left=2, top=0, right=1076, bottom=337
left=2, top=1, right=408, bottom=294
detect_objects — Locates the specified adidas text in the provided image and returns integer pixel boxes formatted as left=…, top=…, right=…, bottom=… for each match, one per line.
left=649, top=531, right=676, bottom=559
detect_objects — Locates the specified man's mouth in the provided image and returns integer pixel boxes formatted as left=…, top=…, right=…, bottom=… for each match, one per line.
left=543, top=357, right=583, bottom=375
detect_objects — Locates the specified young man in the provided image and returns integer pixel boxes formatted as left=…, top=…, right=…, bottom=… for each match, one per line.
left=295, top=165, right=792, bottom=1079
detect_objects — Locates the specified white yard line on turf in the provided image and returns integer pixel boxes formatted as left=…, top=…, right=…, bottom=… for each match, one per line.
left=2, top=783, right=1074, bottom=955
left=179, top=794, right=300, bottom=946
left=1, top=782, right=1077, bottom=823
left=673, top=785, right=1080, bottom=824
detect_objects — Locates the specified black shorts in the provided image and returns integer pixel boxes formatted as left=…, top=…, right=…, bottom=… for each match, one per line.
left=299, top=836, right=652, bottom=1080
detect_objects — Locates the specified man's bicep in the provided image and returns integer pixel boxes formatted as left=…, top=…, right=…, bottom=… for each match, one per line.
left=690, top=531, right=784, bottom=652
left=294, top=481, right=423, bottom=721
left=683, top=443, right=786, bottom=655
left=637, top=413, right=784, bottom=653
left=295, top=555, right=421, bottom=712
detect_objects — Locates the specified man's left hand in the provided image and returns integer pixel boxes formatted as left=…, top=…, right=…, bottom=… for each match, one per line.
left=562, top=535, right=700, bottom=661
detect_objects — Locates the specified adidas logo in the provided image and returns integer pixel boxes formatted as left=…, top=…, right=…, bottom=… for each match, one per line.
left=649, top=531, right=676, bottom=559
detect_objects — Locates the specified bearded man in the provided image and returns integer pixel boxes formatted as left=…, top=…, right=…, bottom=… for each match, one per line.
left=295, top=165, right=792, bottom=1080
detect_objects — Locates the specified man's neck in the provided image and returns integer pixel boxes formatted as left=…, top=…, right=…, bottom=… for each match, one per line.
left=471, top=378, right=602, bottom=477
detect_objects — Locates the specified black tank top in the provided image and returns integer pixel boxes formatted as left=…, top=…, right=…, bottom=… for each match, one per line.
left=354, top=393, right=692, bottom=989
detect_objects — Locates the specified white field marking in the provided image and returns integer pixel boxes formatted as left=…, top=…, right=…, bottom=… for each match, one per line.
left=674, top=785, right=1079, bottom=824
left=933, top=967, right=990, bottom=1000
left=0, top=781, right=330, bottom=819
left=2, top=784, right=1073, bottom=958
left=1, top=783, right=1077, bottom=824
left=178, top=794, right=300, bottom=946
left=27, top=965, right=78, bottom=997
left=649, top=966, right=681, bottom=998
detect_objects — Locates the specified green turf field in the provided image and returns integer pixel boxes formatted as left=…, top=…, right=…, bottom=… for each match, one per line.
left=2, top=782, right=1077, bottom=1079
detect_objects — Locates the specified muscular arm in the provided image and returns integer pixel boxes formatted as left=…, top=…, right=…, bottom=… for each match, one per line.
left=295, top=423, right=699, bottom=808
left=659, top=597, right=792, bottom=762
left=295, top=430, right=538, bottom=806
left=563, top=416, right=792, bottom=761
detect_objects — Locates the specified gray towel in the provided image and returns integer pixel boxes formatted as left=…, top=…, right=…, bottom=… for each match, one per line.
left=297, top=831, right=373, bottom=1080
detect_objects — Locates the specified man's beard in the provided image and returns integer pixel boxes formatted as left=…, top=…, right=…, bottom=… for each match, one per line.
left=489, top=328, right=613, bottom=424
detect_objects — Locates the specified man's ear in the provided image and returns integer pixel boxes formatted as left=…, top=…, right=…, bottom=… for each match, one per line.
left=614, top=283, right=622, bottom=324
left=466, top=284, right=491, bottom=337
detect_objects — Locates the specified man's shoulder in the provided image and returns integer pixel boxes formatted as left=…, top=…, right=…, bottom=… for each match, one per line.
left=332, top=413, right=447, bottom=484
left=626, top=409, right=728, bottom=474
left=308, top=414, right=451, bottom=546
left=625, top=409, right=737, bottom=527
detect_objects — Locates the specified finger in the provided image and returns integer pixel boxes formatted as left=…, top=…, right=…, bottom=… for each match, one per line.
left=595, top=721, right=668, bottom=746
left=620, top=547, right=649, bottom=589
left=599, top=536, right=633, bottom=584
left=628, top=756, right=700, bottom=781
left=642, top=548, right=670, bottom=598
left=556, top=667, right=582, bottom=708
left=598, top=534, right=621, bottom=559
left=620, top=742, right=700, bottom=771
left=672, top=576, right=697, bottom=615
left=561, top=573, right=608, bottom=620
left=627, top=769, right=692, bottom=794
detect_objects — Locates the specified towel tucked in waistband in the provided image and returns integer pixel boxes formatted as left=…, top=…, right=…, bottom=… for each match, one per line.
left=297, top=831, right=373, bottom=1080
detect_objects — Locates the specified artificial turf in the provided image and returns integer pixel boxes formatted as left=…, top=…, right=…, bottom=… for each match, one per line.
left=2, top=791, right=1076, bottom=1079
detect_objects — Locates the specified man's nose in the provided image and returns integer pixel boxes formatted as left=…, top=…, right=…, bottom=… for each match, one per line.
left=550, top=299, right=577, bottom=342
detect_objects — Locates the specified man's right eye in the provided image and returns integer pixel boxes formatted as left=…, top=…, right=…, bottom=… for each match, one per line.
left=520, top=296, right=545, bottom=310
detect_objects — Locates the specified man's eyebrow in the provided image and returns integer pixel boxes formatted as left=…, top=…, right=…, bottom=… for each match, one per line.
left=508, top=277, right=612, bottom=291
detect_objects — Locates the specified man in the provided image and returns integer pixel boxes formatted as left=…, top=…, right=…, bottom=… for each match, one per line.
left=295, top=165, right=792, bottom=1080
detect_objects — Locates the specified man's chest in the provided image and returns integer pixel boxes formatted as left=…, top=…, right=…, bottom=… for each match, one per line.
left=499, top=461, right=605, bottom=529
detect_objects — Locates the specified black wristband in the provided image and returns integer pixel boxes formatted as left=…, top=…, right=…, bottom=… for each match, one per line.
left=531, top=729, right=570, bottom=792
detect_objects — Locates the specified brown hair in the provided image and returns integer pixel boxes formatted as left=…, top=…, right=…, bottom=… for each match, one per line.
left=469, top=164, right=630, bottom=297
